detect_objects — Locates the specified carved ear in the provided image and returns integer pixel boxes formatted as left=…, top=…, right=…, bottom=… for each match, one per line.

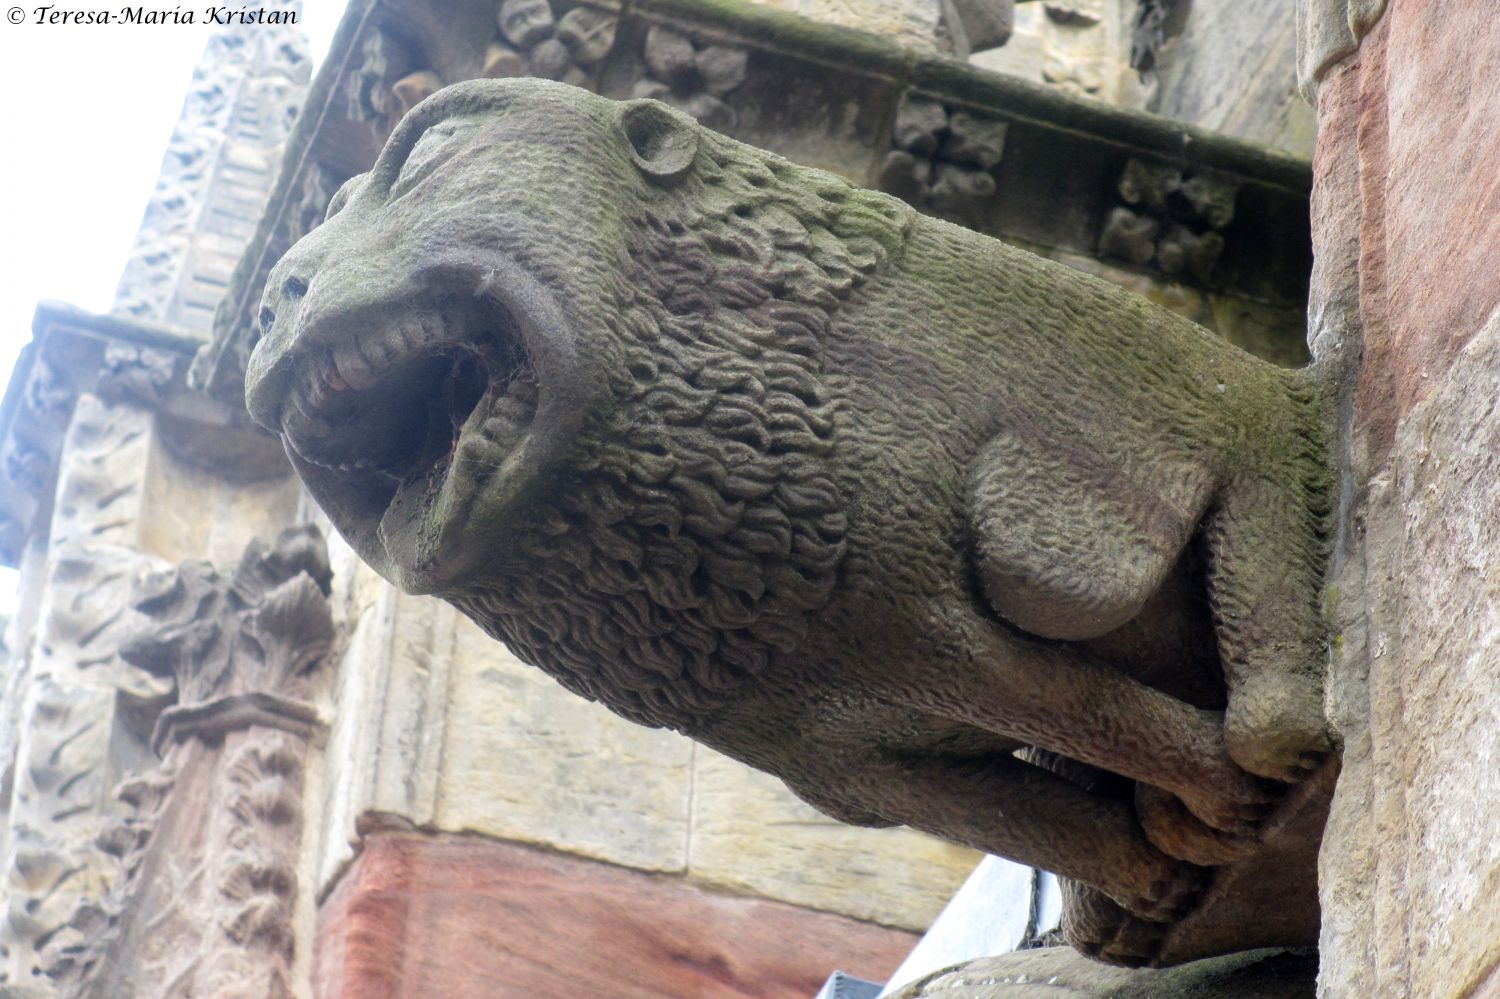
left=325, top=174, right=363, bottom=222
left=618, top=100, right=699, bottom=181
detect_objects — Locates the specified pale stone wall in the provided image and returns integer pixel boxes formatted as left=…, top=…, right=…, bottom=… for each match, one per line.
left=973, top=0, right=1138, bottom=104
left=975, top=0, right=1314, bottom=158
left=749, top=0, right=941, bottom=52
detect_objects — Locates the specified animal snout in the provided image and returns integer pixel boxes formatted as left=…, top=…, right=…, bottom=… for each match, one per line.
left=245, top=268, right=317, bottom=432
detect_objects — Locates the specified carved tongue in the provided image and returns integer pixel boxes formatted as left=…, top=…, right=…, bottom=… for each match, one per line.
left=376, top=357, right=539, bottom=582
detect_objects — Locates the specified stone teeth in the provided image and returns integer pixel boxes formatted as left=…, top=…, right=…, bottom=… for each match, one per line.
left=333, top=343, right=377, bottom=391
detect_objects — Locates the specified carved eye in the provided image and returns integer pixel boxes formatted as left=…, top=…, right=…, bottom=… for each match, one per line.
left=619, top=100, right=699, bottom=181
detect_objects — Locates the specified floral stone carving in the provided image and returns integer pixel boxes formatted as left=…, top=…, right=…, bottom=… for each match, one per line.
left=1098, top=158, right=1239, bottom=285
left=484, top=0, right=619, bottom=89
left=40, top=527, right=332, bottom=999
left=244, top=81, right=1333, bottom=967
left=879, top=96, right=1008, bottom=221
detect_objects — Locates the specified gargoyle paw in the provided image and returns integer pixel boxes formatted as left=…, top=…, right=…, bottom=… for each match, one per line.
left=1061, top=881, right=1171, bottom=969
left=1225, top=674, right=1334, bottom=783
left=1135, top=783, right=1261, bottom=866
left=1173, top=770, right=1279, bottom=835
left=1124, top=856, right=1208, bottom=923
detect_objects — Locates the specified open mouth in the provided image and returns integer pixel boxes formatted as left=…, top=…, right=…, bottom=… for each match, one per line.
left=248, top=256, right=592, bottom=592
left=280, top=297, right=538, bottom=486
left=272, top=290, right=551, bottom=589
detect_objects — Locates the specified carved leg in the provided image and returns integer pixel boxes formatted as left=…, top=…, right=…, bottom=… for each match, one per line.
left=1134, top=783, right=1260, bottom=866
left=938, top=640, right=1278, bottom=837
left=1059, top=877, right=1171, bottom=968
left=1204, top=479, right=1332, bottom=782
left=832, top=752, right=1208, bottom=923
left=968, top=432, right=1210, bottom=642
left=1024, top=752, right=1257, bottom=868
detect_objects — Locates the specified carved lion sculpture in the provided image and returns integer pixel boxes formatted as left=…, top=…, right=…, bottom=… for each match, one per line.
left=245, top=79, right=1332, bottom=965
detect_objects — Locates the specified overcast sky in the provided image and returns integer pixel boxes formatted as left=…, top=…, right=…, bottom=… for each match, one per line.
left=0, top=2, right=345, bottom=614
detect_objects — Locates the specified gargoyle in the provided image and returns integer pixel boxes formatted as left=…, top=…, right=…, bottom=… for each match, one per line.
left=244, top=79, right=1332, bottom=964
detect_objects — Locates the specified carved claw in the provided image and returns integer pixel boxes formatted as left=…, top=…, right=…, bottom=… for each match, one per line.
left=1127, top=856, right=1209, bottom=923
left=1224, top=673, right=1334, bottom=783
left=1136, top=783, right=1261, bottom=867
left=1172, top=768, right=1279, bottom=836
left=1062, top=880, right=1177, bottom=968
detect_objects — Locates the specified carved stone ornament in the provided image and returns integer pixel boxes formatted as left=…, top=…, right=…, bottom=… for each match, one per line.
left=1128, top=0, right=1186, bottom=77
left=39, top=527, right=332, bottom=998
left=485, top=0, right=619, bottom=90
left=244, top=80, right=1333, bottom=967
left=1098, top=158, right=1239, bottom=285
left=631, top=25, right=747, bottom=132
left=879, top=96, right=1008, bottom=222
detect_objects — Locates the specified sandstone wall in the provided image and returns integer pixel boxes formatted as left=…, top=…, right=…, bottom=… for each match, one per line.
left=1299, top=1, right=1500, bottom=995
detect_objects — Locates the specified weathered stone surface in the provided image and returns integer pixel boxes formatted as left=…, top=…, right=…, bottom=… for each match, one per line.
left=1145, top=0, right=1313, bottom=158
left=884, top=946, right=1316, bottom=998
left=748, top=0, right=942, bottom=52
left=1296, top=0, right=1388, bottom=100
left=314, top=831, right=918, bottom=999
left=972, top=0, right=1128, bottom=102
left=1352, top=311, right=1500, bottom=999
left=0, top=395, right=169, bottom=990
left=248, top=78, right=1332, bottom=966
left=1301, top=3, right=1500, bottom=996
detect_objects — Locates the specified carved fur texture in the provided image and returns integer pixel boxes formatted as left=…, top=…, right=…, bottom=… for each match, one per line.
left=245, top=79, right=1332, bottom=966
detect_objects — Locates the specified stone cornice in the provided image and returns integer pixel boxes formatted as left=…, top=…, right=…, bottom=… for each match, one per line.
left=0, top=303, right=288, bottom=568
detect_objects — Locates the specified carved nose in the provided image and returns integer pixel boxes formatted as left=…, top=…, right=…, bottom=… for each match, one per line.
left=245, top=273, right=314, bottom=432
left=245, top=338, right=296, bottom=433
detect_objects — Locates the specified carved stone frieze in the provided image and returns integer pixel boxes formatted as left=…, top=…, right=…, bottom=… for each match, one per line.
left=879, top=95, right=1007, bottom=220
left=197, top=0, right=1312, bottom=409
left=1098, top=158, right=1238, bottom=284
left=95, top=346, right=177, bottom=410
left=348, top=27, right=419, bottom=128
left=39, top=527, right=332, bottom=999
left=484, top=0, right=619, bottom=88
left=632, top=24, right=747, bottom=131
left=0, top=391, right=172, bottom=991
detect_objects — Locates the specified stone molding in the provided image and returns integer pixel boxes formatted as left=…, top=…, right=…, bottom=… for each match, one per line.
left=0, top=303, right=290, bottom=571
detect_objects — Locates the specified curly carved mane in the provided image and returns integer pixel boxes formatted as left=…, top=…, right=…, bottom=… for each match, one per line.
left=449, top=139, right=912, bottom=730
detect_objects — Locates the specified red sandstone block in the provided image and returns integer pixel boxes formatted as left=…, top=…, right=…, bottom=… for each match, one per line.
left=315, top=830, right=918, bottom=998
